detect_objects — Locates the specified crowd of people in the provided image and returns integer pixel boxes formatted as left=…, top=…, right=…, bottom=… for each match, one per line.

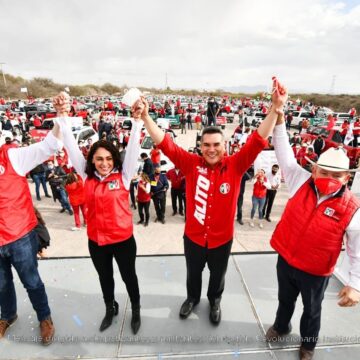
left=1, top=79, right=360, bottom=360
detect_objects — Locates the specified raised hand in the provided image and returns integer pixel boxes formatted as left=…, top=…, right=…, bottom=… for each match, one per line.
left=131, top=97, right=146, bottom=121
left=271, top=77, right=288, bottom=115
left=53, top=92, right=71, bottom=117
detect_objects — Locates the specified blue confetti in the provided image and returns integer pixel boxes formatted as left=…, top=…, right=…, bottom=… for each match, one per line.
left=72, top=314, right=83, bottom=327
left=233, top=350, right=241, bottom=357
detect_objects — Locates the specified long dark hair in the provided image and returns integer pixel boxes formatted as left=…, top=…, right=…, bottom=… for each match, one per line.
left=85, top=140, right=122, bottom=179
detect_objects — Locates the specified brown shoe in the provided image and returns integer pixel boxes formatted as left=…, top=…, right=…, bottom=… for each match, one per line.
left=0, top=315, right=18, bottom=339
left=265, top=325, right=291, bottom=342
left=299, top=346, right=315, bottom=360
left=40, top=317, right=55, bottom=346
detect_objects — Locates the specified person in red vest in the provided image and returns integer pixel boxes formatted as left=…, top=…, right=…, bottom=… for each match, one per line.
left=353, top=117, right=360, bottom=147
left=166, top=167, right=185, bottom=216
left=150, top=144, right=161, bottom=166
left=136, top=173, right=151, bottom=226
left=249, top=169, right=270, bottom=228
left=340, top=120, right=349, bottom=141
left=136, top=77, right=288, bottom=325
left=194, top=113, right=202, bottom=131
left=0, top=120, right=62, bottom=344
left=266, top=114, right=360, bottom=360
left=53, top=91, right=143, bottom=335
left=65, top=172, right=87, bottom=231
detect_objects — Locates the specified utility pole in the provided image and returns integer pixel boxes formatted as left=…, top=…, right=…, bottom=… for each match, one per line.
left=0, top=63, right=7, bottom=89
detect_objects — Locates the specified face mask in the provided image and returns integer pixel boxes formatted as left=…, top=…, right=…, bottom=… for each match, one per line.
left=272, top=170, right=277, bottom=175
left=314, top=177, right=343, bottom=195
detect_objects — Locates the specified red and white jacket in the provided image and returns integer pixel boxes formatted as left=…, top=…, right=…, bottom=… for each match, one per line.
left=158, top=131, right=267, bottom=248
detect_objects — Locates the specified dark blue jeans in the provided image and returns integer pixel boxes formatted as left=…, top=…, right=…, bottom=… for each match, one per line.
left=58, top=188, right=72, bottom=211
left=33, top=172, right=49, bottom=199
left=0, top=230, right=51, bottom=322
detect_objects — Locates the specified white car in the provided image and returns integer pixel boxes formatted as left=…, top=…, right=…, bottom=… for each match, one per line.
left=72, top=126, right=99, bottom=145
left=290, top=111, right=313, bottom=127
left=138, top=132, right=175, bottom=173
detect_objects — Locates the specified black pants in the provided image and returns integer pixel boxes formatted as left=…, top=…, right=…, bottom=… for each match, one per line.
left=183, top=235, right=232, bottom=305
left=152, top=192, right=166, bottom=221
left=130, top=182, right=138, bottom=207
left=236, top=177, right=247, bottom=221
left=138, top=201, right=150, bottom=223
left=262, top=189, right=277, bottom=219
left=171, top=188, right=184, bottom=214
left=274, top=255, right=330, bottom=350
left=88, top=236, right=140, bottom=305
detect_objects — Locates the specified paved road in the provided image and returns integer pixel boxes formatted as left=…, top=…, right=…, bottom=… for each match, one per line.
left=31, top=121, right=289, bottom=258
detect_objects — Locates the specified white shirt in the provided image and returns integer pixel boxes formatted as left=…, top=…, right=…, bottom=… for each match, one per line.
left=266, top=171, right=281, bottom=190
left=56, top=117, right=143, bottom=190
left=272, top=122, right=360, bottom=291
left=8, top=132, right=63, bottom=176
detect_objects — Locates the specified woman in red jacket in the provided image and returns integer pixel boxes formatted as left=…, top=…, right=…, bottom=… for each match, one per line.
left=249, top=169, right=271, bottom=228
left=65, top=172, right=87, bottom=231
left=136, top=173, right=151, bottom=226
left=53, top=92, right=143, bottom=335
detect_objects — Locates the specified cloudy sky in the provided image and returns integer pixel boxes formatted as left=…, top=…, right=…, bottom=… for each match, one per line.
left=1, top=0, right=360, bottom=93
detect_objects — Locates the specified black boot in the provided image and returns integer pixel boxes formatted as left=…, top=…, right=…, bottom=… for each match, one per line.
left=131, top=303, right=141, bottom=334
left=99, top=300, right=119, bottom=332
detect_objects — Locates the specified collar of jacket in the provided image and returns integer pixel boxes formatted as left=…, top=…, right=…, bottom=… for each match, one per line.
left=94, top=168, right=120, bottom=182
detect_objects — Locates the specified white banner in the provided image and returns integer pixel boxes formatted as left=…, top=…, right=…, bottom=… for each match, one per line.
left=20, top=87, right=28, bottom=93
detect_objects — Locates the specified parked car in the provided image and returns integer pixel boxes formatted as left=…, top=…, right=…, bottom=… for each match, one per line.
left=300, top=126, right=360, bottom=169
left=24, top=103, right=56, bottom=120
left=290, top=111, right=313, bottom=127
left=72, top=126, right=99, bottom=145
left=242, top=112, right=266, bottom=127
left=138, top=131, right=176, bottom=173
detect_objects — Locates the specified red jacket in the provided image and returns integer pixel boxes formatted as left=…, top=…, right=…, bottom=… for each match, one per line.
left=271, top=180, right=360, bottom=276
left=150, top=148, right=161, bottom=164
left=166, top=168, right=184, bottom=189
left=253, top=178, right=267, bottom=198
left=85, top=172, right=133, bottom=245
left=0, top=145, right=37, bottom=245
left=137, top=179, right=151, bottom=202
left=65, top=175, right=86, bottom=206
left=158, top=131, right=267, bottom=248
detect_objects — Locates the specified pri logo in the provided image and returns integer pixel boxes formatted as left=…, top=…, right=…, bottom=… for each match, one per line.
left=219, top=183, right=230, bottom=194
left=324, top=207, right=335, bottom=217
left=0, top=165, right=5, bottom=175
left=108, top=180, right=120, bottom=190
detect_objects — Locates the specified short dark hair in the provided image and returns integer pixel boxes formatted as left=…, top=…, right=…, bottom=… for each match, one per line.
left=140, top=152, right=148, bottom=159
left=200, top=126, right=224, bottom=142
left=85, top=140, right=122, bottom=179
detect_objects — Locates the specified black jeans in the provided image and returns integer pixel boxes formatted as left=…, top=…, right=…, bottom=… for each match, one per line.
left=183, top=235, right=232, bottom=305
left=236, top=177, right=247, bottom=221
left=274, top=255, right=330, bottom=350
left=138, top=201, right=150, bottom=223
left=152, top=192, right=166, bottom=221
left=171, top=188, right=184, bottom=214
left=262, top=189, right=277, bottom=219
left=88, top=236, right=140, bottom=305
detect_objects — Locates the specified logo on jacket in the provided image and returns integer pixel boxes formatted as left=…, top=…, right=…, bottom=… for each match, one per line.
left=108, top=180, right=120, bottom=190
left=219, top=183, right=230, bottom=194
left=196, top=166, right=208, bottom=175
left=0, top=165, right=5, bottom=175
left=324, top=207, right=335, bottom=217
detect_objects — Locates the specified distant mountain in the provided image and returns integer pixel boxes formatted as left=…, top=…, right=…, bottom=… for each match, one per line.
left=219, top=85, right=268, bottom=94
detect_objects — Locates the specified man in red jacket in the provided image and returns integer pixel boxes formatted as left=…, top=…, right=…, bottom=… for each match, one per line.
left=0, top=123, right=62, bottom=344
left=166, top=167, right=185, bottom=216
left=135, top=77, right=288, bottom=325
left=267, top=114, right=360, bottom=360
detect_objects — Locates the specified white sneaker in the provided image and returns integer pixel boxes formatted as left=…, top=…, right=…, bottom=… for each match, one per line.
left=71, top=227, right=81, bottom=231
left=259, top=222, right=263, bottom=229
left=249, top=221, right=255, bottom=227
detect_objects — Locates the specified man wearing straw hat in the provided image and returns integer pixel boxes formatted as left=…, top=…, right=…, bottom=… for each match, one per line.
left=266, top=113, right=360, bottom=360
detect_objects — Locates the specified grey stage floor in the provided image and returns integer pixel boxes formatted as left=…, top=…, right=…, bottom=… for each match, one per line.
left=1, top=254, right=360, bottom=360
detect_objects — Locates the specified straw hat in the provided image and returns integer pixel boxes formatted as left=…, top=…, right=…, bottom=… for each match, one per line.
left=305, top=147, right=359, bottom=172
